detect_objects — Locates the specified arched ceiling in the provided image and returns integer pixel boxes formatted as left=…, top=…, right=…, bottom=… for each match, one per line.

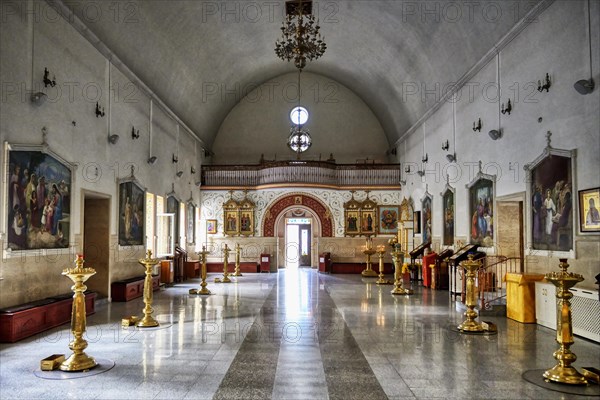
left=66, top=0, right=539, bottom=150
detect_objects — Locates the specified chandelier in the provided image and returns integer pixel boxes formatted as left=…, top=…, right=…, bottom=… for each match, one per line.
left=274, top=0, right=326, bottom=71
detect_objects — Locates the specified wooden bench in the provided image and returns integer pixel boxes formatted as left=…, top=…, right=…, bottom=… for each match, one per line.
left=111, top=275, right=160, bottom=302
left=331, top=262, right=394, bottom=274
left=207, top=262, right=259, bottom=273
left=0, top=291, right=96, bottom=343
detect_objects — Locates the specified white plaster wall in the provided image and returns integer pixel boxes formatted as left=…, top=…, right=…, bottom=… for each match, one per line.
left=0, top=6, right=202, bottom=307
left=396, top=1, right=600, bottom=288
left=211, top=72, right=390, bottom=164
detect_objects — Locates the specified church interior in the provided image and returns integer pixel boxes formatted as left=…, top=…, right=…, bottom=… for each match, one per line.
left=1, top=0, right=599, bottom=399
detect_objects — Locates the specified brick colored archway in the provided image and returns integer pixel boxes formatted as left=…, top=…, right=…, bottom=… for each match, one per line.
left=262, top=193, right=333, bottom=237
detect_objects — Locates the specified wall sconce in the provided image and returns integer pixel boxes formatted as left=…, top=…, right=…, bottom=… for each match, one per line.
left=30, top=91, right=47, bottom=105
left=421, top=153, right=428, bottom=163
left=191, top=166, right=196, bottom=174
left=108, top=134, right=119, bottom=144
left=417, top=169, right=425, bottom=177
left=472, top=118, right=482, bottom=132
left=43, top=68, right=56, bottom=88
left=441, top=140, right=449, bottom=151
left=95, top=102, right=105, bottom=118
left=176, top=171, right=184, bottom=178
left=488, top=129, right=502, bottom=140
left=147, top=156, right=157, bottom=164
left=537, top=73, right=551, bottom=92
left=501, top=99, right=512, bottom=115
left=131, top=126, right=140, bottom=139
left=446, top=153, right=456, bottom=162
left=404, top=165, right=411, bottom=173
left=172, top=154, right=178, bottom=163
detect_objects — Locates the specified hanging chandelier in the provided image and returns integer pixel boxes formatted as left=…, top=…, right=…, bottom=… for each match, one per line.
left=288, top=126, right=312, bottom=154
left=275, top=0, right=326, bottom=71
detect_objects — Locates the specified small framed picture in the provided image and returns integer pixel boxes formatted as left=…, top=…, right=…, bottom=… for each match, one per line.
left=360, top=210, right=377, bottom=235
left=206, top=219, right=217, bottom=234
left=579, top=187, right=600, bottom=233
left=345, top=210, right=360, bottom=236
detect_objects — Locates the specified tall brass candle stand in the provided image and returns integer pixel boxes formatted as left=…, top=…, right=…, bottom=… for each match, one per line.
left=59, top=255, right=98, bottom=372
left=457, top=255, right=485, bottom=333
left=543, top=259, right=587, bottom=385
left=215, top=244, right=232, bottom=283
left=391, top=244, right=412, bottom=295
left=361, top=236, right=378, bottom=277
left=233, top=243, right=243, bottom=277
left=190, top=246, right=211, bottom=295
left=136, top=250, right=160, bottom=328
left=375, top=246, right=392, bottom=285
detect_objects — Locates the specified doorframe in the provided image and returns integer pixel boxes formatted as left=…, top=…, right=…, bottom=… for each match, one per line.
left=496, top=191, right=525, bottom=270
left=81, top=189, right=111, bottom=298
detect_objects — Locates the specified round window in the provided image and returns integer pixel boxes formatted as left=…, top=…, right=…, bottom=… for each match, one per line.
left=290, top=106, right=309, bottom=126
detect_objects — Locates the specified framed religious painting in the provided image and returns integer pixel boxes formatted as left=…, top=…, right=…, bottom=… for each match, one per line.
left=239, top=210, right=255, bottom=236
left=239, top=191, right=255, bottom=236
left=468, top=178, right=494, bottom=247
left=525, top=134, right=576, bottom=257
left=206, top=219, right=217, bottom=234
left=118, top=179, right=146, bottom=246
left=441, top=187, right=455, bottom=246
left=224, top=210, right=239, bottom=236
left=378, top=205, right=399, bottom=235
left=344, top=209, right=360, bottom=236
left=421, top=192, right=432, bottom=243
left=579, top=188, right=600, bottom=233
left=5, top=143, right=73, bottom=251
left=360, top=209, right=376, bottom=236
left=186, top=201, right=196, bottom=245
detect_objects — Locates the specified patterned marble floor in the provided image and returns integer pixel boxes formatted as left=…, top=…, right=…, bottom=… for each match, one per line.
left=1, top=268, right=599, bottom=399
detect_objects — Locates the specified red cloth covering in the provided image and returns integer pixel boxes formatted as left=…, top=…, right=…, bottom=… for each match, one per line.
left=422, top=252, right=437, bottom=287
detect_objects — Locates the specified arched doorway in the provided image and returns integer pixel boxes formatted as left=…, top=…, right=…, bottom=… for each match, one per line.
left=261, top=193, right=333, bottom=268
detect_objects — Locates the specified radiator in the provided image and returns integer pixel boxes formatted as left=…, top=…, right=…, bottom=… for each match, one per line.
left=570, top=288, right=600, bottom=343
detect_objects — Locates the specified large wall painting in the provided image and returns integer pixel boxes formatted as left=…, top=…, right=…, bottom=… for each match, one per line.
left=525, top=133, right=575, bottom=256
left=6, top=145, right=72, bottom=250
left=118, top=170, right=146, bottom=246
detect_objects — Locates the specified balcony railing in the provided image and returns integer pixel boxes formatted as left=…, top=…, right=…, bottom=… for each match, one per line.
left=201, top=161, right=401, bottom=188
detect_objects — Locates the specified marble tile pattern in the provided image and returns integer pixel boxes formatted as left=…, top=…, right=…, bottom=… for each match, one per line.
left=0, top=269, right=599, bottom=399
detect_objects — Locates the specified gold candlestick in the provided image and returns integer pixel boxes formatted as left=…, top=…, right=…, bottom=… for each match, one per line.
left=215, top=244, right=232, bottom=283
left=543, top=258, right=587, bottom=385
left=391, top=244, right=412, bottom=295
left=59, top=255, right=97, bottom=372
left=136, top=250, right=160, bottom=328
left=191, top=245, right=211, bottom=295
left=234, top=243, right=243, bottom=276
left=375, top=246, right=392, bottom=285
left=457, top=255, right=484, bottom=333
left=361, top=236, right=378, bottom=277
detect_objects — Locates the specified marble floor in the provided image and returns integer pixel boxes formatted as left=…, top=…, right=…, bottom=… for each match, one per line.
left=1, top=268, right=599, bottom=399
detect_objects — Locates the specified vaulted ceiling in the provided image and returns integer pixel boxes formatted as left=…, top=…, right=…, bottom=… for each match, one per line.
left=66, top=0, right=540, bottom=150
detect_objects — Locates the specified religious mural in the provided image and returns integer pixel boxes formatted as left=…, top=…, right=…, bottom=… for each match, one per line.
left=118, top=181, right=145, bottom=246
left=7, top=150, right=71, bottom=250
left=469, top=178, right=494, bottom=246
left=421, top=196, right=432, bottom=243
left=530, top=155, right=573, bottom=251
left=442, top=190, right=455, bottom=246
